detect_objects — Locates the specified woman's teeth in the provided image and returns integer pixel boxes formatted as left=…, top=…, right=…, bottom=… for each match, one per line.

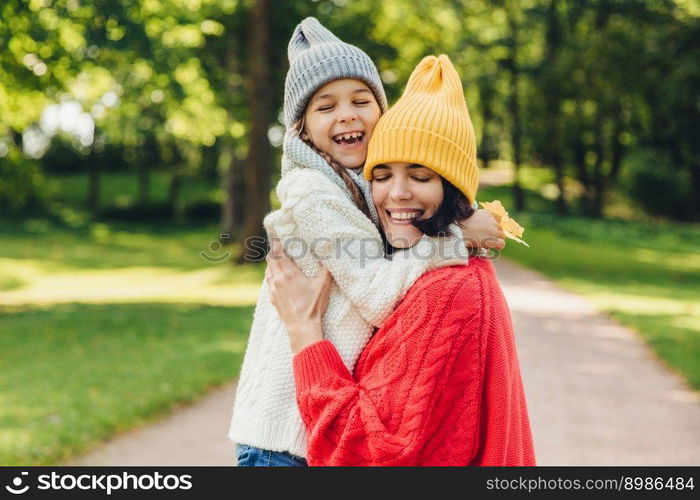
left=388, top=211, right=422, bottom=221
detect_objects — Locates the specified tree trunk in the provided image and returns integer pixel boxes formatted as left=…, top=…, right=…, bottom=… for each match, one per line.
left=684, top=134, right=700, bottom=219
left=592, top=108, right=606, bottom=217
left=689, top=158, right=700, bottom=220
left=11, top=128, right=23, bottom=150
left=88, top=144, right=100, bottom=213
left=137, top=162, right=150, bottom=205
left=138, top=134, right=158, bottom=205
left=551, top=120, right=567, bottom=216
left=573, top=142, right=593, bottom=215
left=543, top=0, right=566, bottom=215
left=608, top=110, right=625, bottom=181
left=589, top=0, right=614, bottom=218
left=239, top=0, right=273, bottom=261
left=220, top=141, right=246, bottom=238
left=168, top=173, right=182, bottom=216
left=506, top=4, right=525, bottom=211
left=571, top=105, right=595, bottom=215
left=478, top=79, right=495, bottom=169
left=219, top=15, right=246, bottom=240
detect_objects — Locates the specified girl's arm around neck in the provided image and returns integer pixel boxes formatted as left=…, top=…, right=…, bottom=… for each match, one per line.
left=276, top=168, right=470, bottom=328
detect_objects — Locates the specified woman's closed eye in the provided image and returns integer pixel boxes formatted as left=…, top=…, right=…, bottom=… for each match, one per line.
left=373, top=176, right=429, bottom=183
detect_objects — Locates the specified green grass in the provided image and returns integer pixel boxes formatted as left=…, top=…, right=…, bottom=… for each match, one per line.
left=0, top=274, right=26, bottom=292
left=0, top=217, right=234, bottom=271
left=479, top=184, right=700, bottom=391
left=0, top=303, right=253, bottom=466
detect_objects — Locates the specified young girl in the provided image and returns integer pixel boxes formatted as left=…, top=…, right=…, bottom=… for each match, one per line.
left=229, top=17, right=502, bottom=466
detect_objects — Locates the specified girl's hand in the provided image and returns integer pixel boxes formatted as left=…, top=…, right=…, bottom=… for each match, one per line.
left=266, top=237, right=333, bottom=355
left=458, top=209, right=506, bottom=249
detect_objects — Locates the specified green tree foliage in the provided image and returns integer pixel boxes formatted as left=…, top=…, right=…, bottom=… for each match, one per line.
left=1, top=0, right=698, bottom=225
left=620, top=148, right=690, bottom=219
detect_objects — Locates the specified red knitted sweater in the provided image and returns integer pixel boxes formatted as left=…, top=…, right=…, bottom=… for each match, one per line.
left=293, top=258, right=536, bottom=466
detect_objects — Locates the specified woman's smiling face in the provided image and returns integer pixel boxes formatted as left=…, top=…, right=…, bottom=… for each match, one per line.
left=302, top=78, right=381, bottom=169
left=371, top=162, right=444, bottom=249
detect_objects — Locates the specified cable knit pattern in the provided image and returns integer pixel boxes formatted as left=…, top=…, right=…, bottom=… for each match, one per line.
left=293, top=259, right=536, bottom=466
left=228, top=132, right=470, bottom=457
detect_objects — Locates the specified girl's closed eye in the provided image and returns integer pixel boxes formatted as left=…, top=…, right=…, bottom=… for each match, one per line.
left=413, top=177, right=431, bottom=183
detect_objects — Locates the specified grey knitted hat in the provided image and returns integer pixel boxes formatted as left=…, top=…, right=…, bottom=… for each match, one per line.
left=283, top=17, right=388, bottom=128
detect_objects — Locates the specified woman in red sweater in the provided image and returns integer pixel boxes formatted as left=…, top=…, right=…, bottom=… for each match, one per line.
left=265, top=55, right=535, bottom=466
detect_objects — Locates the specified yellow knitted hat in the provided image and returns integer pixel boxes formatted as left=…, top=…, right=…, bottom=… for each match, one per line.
left=363, top=54, right=479, bottom=204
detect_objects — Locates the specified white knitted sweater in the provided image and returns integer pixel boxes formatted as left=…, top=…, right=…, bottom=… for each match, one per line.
left=228, top=131, right=469, bottom=457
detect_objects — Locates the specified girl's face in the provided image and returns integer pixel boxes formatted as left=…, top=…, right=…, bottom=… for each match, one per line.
left=303, top=78, right=381, bottom=169
left=371, top=162, right=444, bottom=249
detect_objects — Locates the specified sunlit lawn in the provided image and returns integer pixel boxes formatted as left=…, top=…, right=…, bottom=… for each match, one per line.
left=0, top=218, right=264, bottom=306
left=0, top=303, right=252, bottom=466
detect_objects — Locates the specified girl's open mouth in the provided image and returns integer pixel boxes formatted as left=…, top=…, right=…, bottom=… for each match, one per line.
left=332, top=131, right=365, bottom=148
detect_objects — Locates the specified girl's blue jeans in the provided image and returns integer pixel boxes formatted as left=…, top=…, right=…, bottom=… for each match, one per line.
left=236, top=444, right=307, bottom=467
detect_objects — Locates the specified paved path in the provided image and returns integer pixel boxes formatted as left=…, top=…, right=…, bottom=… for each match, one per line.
left=66, top=259, right=700, bottom=466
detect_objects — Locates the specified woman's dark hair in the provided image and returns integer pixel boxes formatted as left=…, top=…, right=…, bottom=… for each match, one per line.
left=381, top=174, right=475, bottom=255
left=412, top=177, right=474, bottom=236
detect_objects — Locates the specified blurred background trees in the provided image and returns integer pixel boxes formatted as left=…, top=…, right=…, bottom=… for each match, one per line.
left=2, top=0, right=699, bottom=251
left=2, top=0, right=699, bottom=466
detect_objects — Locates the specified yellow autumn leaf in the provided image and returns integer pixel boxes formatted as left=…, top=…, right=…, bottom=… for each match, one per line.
left=502, top=216, right=524, bottom=238
left=479, top=200, right=508, bottom=222
left=479, top=200, right=530, bottom=247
